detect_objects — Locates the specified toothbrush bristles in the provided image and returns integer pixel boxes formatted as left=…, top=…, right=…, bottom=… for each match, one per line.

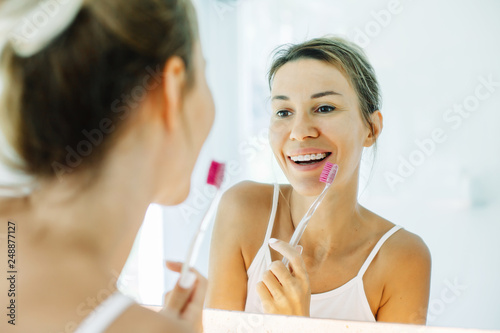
left=319, top=162, right=338, bottom=184
left=207, top=161, right=226, bottom=189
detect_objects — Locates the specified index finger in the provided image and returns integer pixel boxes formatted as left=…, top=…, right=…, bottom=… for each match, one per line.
left=268, top=238, right=307, bottom=279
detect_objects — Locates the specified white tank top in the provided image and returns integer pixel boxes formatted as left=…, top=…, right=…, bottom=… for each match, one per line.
left=75, top=291, right=135, bottom=333
left=244, top=184, right=403, bottom=321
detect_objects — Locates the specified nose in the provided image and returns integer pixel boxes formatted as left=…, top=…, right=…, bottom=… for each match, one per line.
left=289, top=113, right=319, bottom=141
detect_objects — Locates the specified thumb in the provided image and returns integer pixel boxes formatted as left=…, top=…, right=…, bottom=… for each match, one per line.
left=163, top=261, right=196, bottom=314
left=167, top=260, right=197, bottom=289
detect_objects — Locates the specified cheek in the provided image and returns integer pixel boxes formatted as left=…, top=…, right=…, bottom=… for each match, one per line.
left=322, top=115, right=366, bottom=156
left=335, top=121, right=368, bottom=163
left=268, top=121, right=287, bottom=157
left=201, top=96, right=215, bottom=138
left=189, top=83, right=215, bottom=144
left=202, top=81, right=215, bottom=126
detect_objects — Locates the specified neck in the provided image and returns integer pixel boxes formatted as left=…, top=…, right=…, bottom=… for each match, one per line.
left=13, top=122, right=161, bottom=296
left=288, top=167, right=364, bottom=252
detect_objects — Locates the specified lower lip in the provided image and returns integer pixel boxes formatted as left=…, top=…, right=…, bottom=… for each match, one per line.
left=287, top=157, right=329, bottom=171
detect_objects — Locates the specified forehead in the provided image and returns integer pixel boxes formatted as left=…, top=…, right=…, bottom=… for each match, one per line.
left=271, top=58, right=354, bottom=100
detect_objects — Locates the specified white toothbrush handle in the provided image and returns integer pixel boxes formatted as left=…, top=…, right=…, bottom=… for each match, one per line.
left=180, top=190, right=221, bottom=282
left=282, top=184, right=331, bottom=268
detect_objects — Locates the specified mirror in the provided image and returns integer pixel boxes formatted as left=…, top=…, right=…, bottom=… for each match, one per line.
left=122, top=0, right=500, bottom=331
left=202, top=309, right=499, bottom=333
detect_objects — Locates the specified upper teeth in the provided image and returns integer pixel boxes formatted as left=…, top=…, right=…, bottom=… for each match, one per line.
left=290, top=153, right=327, bottom=162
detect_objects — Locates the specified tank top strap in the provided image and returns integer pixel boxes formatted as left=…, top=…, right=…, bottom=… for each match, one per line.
left=75, top=291, right=135, bottom=333
left=357, top=225, right=403, bottom=277
left=263, top=183, right=280, bottom=264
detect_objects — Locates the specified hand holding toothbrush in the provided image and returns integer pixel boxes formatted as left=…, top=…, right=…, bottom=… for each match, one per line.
left=162, top=262, right=207, bottom=333
left=256, top=238, right=311, bottom=316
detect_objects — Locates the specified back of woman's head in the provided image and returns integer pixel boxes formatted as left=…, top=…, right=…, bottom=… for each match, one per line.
left=0, top=0, right=197, bottom=194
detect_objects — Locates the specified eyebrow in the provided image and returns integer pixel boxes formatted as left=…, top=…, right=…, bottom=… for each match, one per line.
left=311, top=90, right=342, bottom=99
left=271, top=90, right=342, bottom=101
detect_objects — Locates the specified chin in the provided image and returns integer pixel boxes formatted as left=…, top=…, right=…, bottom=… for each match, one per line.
left=154, top=181, right=191, bottom=206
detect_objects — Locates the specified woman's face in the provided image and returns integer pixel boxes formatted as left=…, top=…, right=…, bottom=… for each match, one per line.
left=269, top=58, right=374, bottom=196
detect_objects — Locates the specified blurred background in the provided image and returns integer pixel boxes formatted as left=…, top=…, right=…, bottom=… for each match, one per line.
left=119, top=0, right=500, bottom=330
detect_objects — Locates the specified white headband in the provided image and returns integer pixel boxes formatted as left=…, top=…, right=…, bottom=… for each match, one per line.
left=0, top=0, right=83, bottom=57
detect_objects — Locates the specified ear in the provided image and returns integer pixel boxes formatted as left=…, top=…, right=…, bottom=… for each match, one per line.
left=364, top=110, right=383, bottom=147
left=161, top=56, right=187, bottom=132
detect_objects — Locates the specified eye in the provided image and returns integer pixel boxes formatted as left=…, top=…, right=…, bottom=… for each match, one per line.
left=276, top=110, right=292, bottom=118
left=316, top=105, right=336, bottom=113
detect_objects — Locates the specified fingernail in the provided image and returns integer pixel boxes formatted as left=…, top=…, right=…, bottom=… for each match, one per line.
left=297, top=245, right=303, bottom=255
left=179, top=271, right=196, bottom=289
left=269, top=238, right=279, bottom=244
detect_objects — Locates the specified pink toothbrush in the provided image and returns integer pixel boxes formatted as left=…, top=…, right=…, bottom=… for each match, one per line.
left=179, top=161, right=225, bottom=288
left=282, top=162, right=338, bottom=268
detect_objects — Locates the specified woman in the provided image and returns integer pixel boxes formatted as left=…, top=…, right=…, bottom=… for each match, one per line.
left=207, top=37, right=431, bottom=324
left=0, top=0, right=213, bottom=332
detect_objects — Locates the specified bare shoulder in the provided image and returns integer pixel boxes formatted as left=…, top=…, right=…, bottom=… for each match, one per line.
left=207, top=181, right=276, bottom=309
left=214, top=181, right=276, bottom=268
left=216, top=181, right=276, bottom=241
left=368, top=220, right=432, bottom=322
left=359, top=209, right=431, bottom=321
left=375, top=225, right=432, bottom=286
left=219, top=181, right=275, bottom=212
left=362, top=207, right=431, bottom=268
left=382, top=228, right=431, bottom=266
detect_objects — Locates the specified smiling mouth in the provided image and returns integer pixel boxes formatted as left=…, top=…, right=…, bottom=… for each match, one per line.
left=289, top=152, right=332, bottom=165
